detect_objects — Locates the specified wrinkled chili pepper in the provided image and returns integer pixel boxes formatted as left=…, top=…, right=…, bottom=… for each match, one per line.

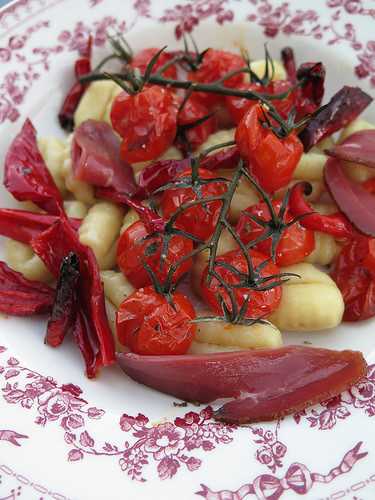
left=331, top=235, right=375, bottom=321
left=0, top=208, right=81, bottom=245
left=45, top=252, right=80, bottom=348
left=32, top=218, right=115, bottom=376
left=73, top=310, right=97, bottom=379
left=4, top=120, right=64, bottom=215
left=289, top=182, right=355, bottom=239
left=58, top=36, right=92, bottom=131
left=296, top=62, right=325, bottom=119
left=281, top=47, right=297, bottom=83
left=299, top=86, right=373, bottom=151
left=96, top=187, right=166, bottom=233
left=0, top=261, right=54, bottom=316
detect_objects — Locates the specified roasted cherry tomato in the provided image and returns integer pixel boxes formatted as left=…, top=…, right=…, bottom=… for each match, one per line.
left=235, top=104, right=303, bottom=193
left=177, top=95, right=217, bottom=150
left=201, top=249, right=282, bottom=319
left=160, top=167, right=227, bottom=241
left=116, top=286, right=196, bottom=355
left=188, top=49, right=245, bottom=107
left=110, top=86, right=178, bottom=163
left=131, top=48, right=177, bottom=80
left=117, top=220, right=193, bottom=288
left=331, top=235, right=375, bottom=321
left=226, top=81, right=295, bottom=125
left=236, top=199, right=315, bottom=266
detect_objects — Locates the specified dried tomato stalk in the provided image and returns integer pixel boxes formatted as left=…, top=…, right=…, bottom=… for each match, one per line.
left=0, top=261, right=54, bottom=316
left=45, top=252, right=80, bottom=348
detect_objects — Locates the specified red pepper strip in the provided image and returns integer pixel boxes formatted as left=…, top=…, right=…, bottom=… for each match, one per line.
left=299, top=86, right=373, bottom=152
left=289, top=182, right=355, bottom=239
left=0, top=208, right=81, bottom=245
left=46, top=252, right=80, bottom=348
left=281, top=47, right=297, bottom=83
left=296, top=62, right=325, bottom=119
left=117, top=346, right=367, bottom=424
left=0, top=261, right=54, bottom=316
left=58, top=36, right=92, bottom=131
left=4, top=120, right=64, bottom=215
left=73, top=310, right=97, bottom=379
left=96, top=187, right=165, bottom=233
left=32, top=218, right=115, bottom=375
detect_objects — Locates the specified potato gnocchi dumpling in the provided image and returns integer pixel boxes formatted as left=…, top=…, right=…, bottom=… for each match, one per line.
left=38, top=137, right=67, bottom=195
left=5, top=239, right=53, bottom=283
left=74, top=81, right=117, bottom=127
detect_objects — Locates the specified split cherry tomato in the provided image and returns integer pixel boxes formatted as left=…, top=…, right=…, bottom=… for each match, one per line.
left=331, top=235, right=375, bottom=321
left=110, top=86, right=178, bottom=163
left=200, top=249, right=282, bottom=319
left=235, top=104, right=303, bottom=193
left=160, top=167, right=227, bottom=241
left=131, top=48, right=177, bottom=80
left=116, top=287, right=196, bottom=355
left=188, top=49, right=245, bottom=107
left=177, top=95, right=217, bottom=150
left=117, top=220, right=193, bottom=288
left=236, top=199, right=315, bottom=266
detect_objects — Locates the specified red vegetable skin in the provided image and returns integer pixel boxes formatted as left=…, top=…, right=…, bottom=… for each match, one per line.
left=325, top=158, right=375, bottom=237
left=32, top=218, right=115, bottom=374
left=117, top=220, right=193, bottom=289
left=326, top=130, right=375, bottom=168
left=289, top=182, right=355, bottom=239
left=117, top=346, right=367, bottom=423
left=235, top=105, right=303, bottom=193
left=45, top=252, right=80, bottom=348
left=0, top=209, right=81, bottom=245
left=299, top=86, right=373, bottom=151
left=0, top=261, right=54, bottom=316
left=295, top=62, right=325, bottom=119
left=72, top=120, right=137, bottom=195
left=177, top=95, right=217, bottom=150
left=281, top=47, right=297, bottom=83
left=73, top=310, right=97, bottom=379
left=58, top=36, right=92, bottom=131
left=201, top=249, right=282, bottom=319
left=236, top=199, right=315, bottom=266
left=116, top=287, right=196, bottom=355
left=131, top=48, right=177, bottom=80
left=4, top=119, right=64, bottom=215
left=110, top=86, right=178, bottom=163
left=331, top=236, right=375, bottom=321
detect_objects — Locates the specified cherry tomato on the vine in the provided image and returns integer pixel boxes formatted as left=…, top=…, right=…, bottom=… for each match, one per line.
left=116, top=286, right=196, bottom=355
left=235, top=104, right=303, bottom=193
left=188, top=49, right=245, bottom=107
left=236, top=199, right=315, bottom=267
left=225, top=82, right=260, bottom=124
left=200, top=249, right=282, bottom=319
left=117, top=220, right=193, bottom=289
left=177, top=95, right=217, bottom=150
left=160, top=167, right=227, bottom=242
left=131, top=48, right=178, bottom=80
left=111, top=86, right=178, bottom=163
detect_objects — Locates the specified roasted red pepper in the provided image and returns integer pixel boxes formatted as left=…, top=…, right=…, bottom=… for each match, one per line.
left=331, top=235, right=375, bottom=321
left=58, top=36, right=92, bottom=131
left=117, top=345, right=367, bottom=424
left=289, top=182, right=355, bottom=239
left=0, top=208, right=81, bottom=245
left=45, top=252, right=80, bottom=348
left=0, top=261, right=54, bottom=316
left=4, top=120, right=64, bottom=215
left=32, top=218, right=115, bottom=376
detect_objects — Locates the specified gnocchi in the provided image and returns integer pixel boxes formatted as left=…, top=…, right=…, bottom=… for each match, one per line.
left=74, top=81, right=118, bottom=127
left=38, top=137, right=67, bottom=195
left=101, top=270, right=135, bottom=309
left=5, top=239, right=53, bottom=283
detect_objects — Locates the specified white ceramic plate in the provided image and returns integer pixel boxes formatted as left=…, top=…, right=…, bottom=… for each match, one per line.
left=1, top=1, right=375, bottom=499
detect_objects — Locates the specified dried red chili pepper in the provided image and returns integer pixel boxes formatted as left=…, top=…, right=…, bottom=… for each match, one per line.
left=95, top=187, right=165, bottom=233
left=289, top=182, right=355, bottom=239
left=331, top=235, right=375, bottom=321
left=73, top=310, right=97, bottom=379
left=32, top=218, right=115, bottom=376
left=0, top=208, right=81, bottom=245
left=4, top=120, right=64, bottom=215
left=296, top=62, right=325, bottom=119
left=299, top=86, right=373, bottom=151
left=117, top=345, right=367, bottom=423
left=58, top=36, right=92, bottom=131
left=0, top=261, right=54, bottom=316
left=362, top=178, right=375, bottom=194
left=281, top=47, right=297, bottom=83
left=45, top=252, right=80, bottom=348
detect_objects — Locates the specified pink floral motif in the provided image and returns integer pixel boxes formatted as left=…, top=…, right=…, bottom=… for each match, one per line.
left=248, top=425, right=287, bottom=473
left=0, top=429, right=28, bottom=446
left=197, top=441, right=368, bottom=499
left=294, top=363, right=375, bottom=430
